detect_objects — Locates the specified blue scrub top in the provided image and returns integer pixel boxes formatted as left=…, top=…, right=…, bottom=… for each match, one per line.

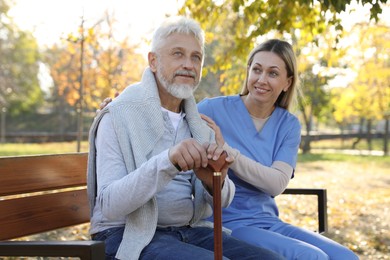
left=198, top=95, right=301, bottom=229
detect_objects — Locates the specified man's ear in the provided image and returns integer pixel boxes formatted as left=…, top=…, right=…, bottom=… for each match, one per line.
left=148, top=52, right=157, bottom=72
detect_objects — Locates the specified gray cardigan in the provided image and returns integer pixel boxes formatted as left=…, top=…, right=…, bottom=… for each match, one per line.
left=87, top=68, right=235, bottom=259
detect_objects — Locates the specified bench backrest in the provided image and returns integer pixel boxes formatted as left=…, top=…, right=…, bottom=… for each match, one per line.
left=0, top=153, right=90, bottom=240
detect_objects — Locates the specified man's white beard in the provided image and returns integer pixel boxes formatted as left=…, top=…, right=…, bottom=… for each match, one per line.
left=156, top=65, right=199, bottom=99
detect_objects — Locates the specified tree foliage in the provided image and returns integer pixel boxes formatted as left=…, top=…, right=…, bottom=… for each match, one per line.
left=179, top=0, right=386, bottom=94
left=43, top=12, right=146, bottom=113
left=0, top=0, right=43, bottom=115
left=331, top=23, right=390, bottom=126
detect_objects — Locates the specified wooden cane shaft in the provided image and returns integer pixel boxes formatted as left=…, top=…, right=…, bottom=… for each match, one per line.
left=213, top=172, right=222, bottom=260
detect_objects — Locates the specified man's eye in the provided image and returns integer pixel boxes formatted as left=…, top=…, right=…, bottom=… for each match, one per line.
left=193, top=55, right=202, bottom=61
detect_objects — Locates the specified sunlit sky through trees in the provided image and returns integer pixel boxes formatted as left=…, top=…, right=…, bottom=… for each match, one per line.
left=10, top=0, right=389, bottom=49
left=9, top=0, right=184, bottom=52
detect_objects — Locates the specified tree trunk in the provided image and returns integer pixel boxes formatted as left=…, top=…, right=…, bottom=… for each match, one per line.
left=352, top=118, right=364, bottom=149
left=366, top=119, right=372, bottom=151
left=384, top=117, right=389, bottom=156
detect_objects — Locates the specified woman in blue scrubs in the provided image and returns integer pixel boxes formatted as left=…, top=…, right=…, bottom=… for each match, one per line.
left=198, top=39, right=359, bottom=260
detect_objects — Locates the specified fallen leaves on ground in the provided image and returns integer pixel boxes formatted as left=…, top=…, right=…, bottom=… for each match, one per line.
left=277, top=160, right=390, bottom=259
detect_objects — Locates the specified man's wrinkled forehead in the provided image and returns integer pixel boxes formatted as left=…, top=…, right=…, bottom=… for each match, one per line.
left=161, top=33, right=203, bottom=55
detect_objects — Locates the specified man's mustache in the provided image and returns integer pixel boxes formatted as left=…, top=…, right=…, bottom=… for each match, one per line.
left=174, top=70, right=196, bottom=78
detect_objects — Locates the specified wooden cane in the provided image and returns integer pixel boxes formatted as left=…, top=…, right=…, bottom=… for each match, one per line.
left=207, top=151, right=227, bottom=260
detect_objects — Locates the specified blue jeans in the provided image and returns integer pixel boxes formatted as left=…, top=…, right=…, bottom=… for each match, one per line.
left=232, top=223, right=359, bottom=260
left=92, top=226, right=284, bottom=260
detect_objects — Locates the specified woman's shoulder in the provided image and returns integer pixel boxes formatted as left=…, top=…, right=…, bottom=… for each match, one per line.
left=274, top=107, right=301, bottom=126
left=275, top=106, right=298, bottom=118
left=198, top=95, right=240, bottom=105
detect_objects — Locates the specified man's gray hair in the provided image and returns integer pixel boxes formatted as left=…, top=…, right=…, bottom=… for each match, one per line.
left=151, top=16, right=205, bottom=55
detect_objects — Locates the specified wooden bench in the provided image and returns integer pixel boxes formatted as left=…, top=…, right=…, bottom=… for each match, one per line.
left=0, top=153, right=327, bottom=259
left=0, top=153, right=104, bottom=260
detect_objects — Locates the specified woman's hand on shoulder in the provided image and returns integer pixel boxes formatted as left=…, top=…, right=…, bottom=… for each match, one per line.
left=200, top=114, right=225, bottom=147
left=96, top=92, right=120, bottom=114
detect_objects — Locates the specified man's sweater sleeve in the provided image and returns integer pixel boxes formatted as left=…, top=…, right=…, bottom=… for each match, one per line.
left=95, top=113, right=178, bottom=220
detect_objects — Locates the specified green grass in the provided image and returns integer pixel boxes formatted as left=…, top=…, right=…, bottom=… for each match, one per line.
left=0, top=141, right=89, bottom=157
left=298, top=152, right=390, bottom=165
left=310, top=138, right=388, bottom=151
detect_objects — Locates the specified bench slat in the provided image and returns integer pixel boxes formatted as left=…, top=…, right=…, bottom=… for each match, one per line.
left=0, top=189, right=90, bottom=240
left=0, top=153, right=88, bottom=196
left=0, top=241, right=105, bottom=260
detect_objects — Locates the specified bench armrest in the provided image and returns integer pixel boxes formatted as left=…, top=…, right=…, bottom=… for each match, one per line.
left=282, top=188, right=328, bottom=234
left=0, top=240, right=105, bottom=260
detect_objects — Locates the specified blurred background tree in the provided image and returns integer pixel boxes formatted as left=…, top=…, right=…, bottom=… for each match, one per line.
left=0, top=0, right=43, bottom=116
left=330, top=22, right=390, bottom=151
left=44, top=12, right=146, bottom=113
left=42, top=12, right=146, bottom=145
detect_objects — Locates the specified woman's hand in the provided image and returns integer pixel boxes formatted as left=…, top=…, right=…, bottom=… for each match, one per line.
left=200, top=114, right=225, bottom=147
left=96, top=92, right=120, bottom=114
left=194, top=143, right=233, bottom=193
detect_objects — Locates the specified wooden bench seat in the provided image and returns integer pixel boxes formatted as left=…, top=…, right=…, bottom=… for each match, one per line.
left=0, top=152, right=327, bottom=259
left=0, top=153, right=104, bottom=260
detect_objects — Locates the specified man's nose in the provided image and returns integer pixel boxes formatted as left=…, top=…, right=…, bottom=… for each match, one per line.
left=182, top=57, right=195, bottom=69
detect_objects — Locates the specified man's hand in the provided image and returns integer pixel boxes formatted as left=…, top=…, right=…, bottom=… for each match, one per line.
left=169, top=139, right=210, bottom=172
